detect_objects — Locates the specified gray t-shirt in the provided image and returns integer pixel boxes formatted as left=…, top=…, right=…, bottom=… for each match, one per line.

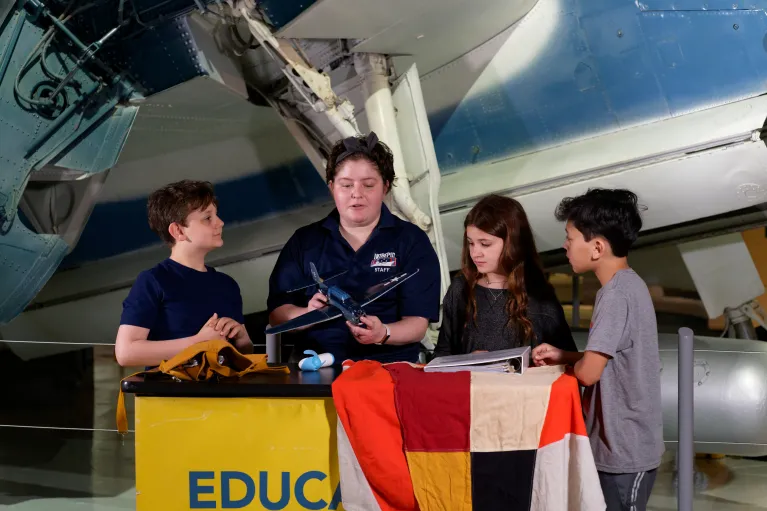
left=582, top=269, right=664, bottom=473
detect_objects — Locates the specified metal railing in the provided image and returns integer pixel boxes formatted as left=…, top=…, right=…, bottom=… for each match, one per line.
left=678, top=327, right=694, bottom=511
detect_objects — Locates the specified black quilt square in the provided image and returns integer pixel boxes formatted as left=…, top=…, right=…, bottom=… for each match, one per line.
left=471, top=450, right=537, bottom=511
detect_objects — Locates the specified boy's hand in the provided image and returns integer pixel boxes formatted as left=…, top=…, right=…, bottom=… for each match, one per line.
left=196, top=313, right=224, bottom=342
left=195, top=314, right=245, bottom=342
left=532, top=343, right=564, bottom=366
left=214, top=316, right=245, bottom=340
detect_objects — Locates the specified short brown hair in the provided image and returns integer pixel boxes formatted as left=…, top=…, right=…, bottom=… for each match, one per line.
left=147, top=180, right=219, bottom=245
left=325, top=133, right=396, bottom=189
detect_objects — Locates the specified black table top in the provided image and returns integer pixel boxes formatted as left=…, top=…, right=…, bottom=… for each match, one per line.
left=120, top=364, right=343, bottom=398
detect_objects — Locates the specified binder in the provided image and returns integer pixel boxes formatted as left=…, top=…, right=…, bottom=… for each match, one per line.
left=424, top=346, right=530, bottom=374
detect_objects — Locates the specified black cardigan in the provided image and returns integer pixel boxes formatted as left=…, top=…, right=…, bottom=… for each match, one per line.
left=433, top=275, right=578, bottom=357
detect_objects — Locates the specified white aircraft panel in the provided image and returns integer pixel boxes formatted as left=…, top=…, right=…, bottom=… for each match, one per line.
left=440, top=95, right=767, bottom=208
left=679, top=234, right=765, bottom=319
left=277, top=0, right=538, bottom=75
left=101, top=77, right=306, bottom=203
left=440, top=139, right=767, bottom=269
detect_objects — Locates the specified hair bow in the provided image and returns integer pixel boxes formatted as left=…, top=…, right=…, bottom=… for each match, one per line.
left=334, top=131, right=379, bottom=166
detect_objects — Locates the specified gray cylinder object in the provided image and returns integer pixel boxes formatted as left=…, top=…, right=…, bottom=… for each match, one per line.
left=573, top=332, right=767, bottom=457
left=266, top=331, right=281, bottom=364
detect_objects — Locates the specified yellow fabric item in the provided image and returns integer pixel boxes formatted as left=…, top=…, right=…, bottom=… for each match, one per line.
left=406, top=451, right=473, bottom=511
left=116, top=340, right=289, bottom=434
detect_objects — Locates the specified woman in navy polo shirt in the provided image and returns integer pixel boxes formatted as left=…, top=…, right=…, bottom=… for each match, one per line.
left=267, top=132, right=441, bottom=364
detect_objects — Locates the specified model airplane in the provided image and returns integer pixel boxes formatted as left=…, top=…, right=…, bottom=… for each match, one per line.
left=264, top=263, right=419, bottom=335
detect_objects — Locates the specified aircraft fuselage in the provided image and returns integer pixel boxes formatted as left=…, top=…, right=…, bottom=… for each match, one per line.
left=324, top=286, right=365, bottom=327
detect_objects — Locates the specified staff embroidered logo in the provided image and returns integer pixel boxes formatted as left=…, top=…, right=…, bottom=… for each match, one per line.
left=371, top=252, right=396, bottom=273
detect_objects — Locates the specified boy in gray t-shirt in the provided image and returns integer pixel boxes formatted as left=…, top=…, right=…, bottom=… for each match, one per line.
left=532, top=188, right=664, bottom=511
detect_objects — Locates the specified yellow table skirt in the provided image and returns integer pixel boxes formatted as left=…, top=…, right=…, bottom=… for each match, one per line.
left=134, top=395, right=343, bottom=510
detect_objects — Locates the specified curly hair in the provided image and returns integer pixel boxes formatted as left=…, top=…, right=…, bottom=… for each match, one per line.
left=325, top=132, right=396, bottom=190
left=147, top=180, right=218, bottom=245
left=461, top=194, right=552, bottom=345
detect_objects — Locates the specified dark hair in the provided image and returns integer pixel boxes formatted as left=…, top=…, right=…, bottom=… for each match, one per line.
left=554, top=188, right=644, bottom=257
left=147, top=180, right=219, bottom=245
left=461, top=194, right=553, bottom=344
left=325, top=132, right=395, bottom=190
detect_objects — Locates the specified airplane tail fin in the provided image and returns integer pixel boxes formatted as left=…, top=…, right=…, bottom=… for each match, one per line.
left=310, top=262, right=322, bottom=284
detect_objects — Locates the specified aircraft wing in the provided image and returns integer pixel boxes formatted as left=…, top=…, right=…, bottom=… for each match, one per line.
left=264, top=305, right=343, bottom=335
left=286, top=269, right=348, bottom=293
left=361, top=269, right=420, bottom=307
left=273, top=0, right=537, bottom=76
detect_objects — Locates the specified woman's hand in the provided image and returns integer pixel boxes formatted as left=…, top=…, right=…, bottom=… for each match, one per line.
left=307, top=292, right=328, bottom=312
left=347, top=315, right=388, bottom=345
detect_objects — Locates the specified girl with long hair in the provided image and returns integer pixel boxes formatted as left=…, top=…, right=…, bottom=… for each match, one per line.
left=434, top=194, right=577, bottom=356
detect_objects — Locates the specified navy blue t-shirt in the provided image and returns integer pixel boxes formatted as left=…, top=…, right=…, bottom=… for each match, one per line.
left=120, top=258, right=245, bottom=342
left=267, top=204, right=441, bottom=364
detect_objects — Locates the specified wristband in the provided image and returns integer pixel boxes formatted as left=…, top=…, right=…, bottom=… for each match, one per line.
left=378, top=324, right=391, bottom=345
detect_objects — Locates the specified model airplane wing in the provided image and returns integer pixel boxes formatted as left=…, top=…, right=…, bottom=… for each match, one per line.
left=264, top=305, right=343, bottom=335
left=286, top=268, right=348, bottom=293
left=361, top=269, right=420, bottom=307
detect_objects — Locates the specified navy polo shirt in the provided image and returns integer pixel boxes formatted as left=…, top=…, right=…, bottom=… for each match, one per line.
left=120, top=258, right=245, bottom=342
left=267, top=204, right=441, bottom=364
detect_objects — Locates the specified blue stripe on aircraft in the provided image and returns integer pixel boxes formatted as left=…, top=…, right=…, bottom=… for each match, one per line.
left=59, top=159, right=330, bottom=269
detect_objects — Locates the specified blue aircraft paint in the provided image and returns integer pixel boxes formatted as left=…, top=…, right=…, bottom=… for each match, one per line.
left=59, top=158, right=330, bottom=269
left=50, top=105, right=140, bottom=174
left=432, top=0, right=767, bottom=173
left=100, top=18, right=207, bottom=96
left=0, top=2, right=142, bottom=322
left=35, top=0, right=767, bottom=270
left=257, top=0, right=320, bottom=29
left=42, top=0, right=212, bottom=98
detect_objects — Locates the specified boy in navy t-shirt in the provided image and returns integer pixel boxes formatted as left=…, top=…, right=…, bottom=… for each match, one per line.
left=115, top=180, right=252, bottom=367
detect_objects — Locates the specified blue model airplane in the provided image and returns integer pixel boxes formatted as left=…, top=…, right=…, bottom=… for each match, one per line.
left=264, top=263, right=419, bottom=335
